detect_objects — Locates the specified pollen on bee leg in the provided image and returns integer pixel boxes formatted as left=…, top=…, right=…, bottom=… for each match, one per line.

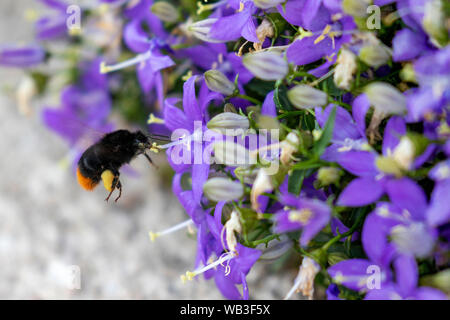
left=101, top=170, right=115, bottom=192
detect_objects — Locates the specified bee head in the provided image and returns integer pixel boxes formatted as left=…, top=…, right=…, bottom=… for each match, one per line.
left=134, top=131, right=152, bottom=150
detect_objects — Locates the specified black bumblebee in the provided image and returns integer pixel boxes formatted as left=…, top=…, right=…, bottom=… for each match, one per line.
left=76, top=129, right=162, bottom=202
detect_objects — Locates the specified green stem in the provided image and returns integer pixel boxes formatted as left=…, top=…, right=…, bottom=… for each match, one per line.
left=249, top=233, right=280, bottom=247
left=322, top=209, right=366, bottom=252
left=235, top=94, right=262, bottom=105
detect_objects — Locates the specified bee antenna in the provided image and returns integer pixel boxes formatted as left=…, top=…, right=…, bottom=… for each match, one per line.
left=146, top=133, right=170, bottom=142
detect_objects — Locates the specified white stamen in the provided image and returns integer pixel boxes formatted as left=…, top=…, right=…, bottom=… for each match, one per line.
left=100, top=50, right=152, bottom=74
left=149, top=219, right=194, bottom=242
left=181, top=251, right=236, bottom=283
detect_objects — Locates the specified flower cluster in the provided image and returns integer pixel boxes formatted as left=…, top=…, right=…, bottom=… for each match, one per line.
left=3, top=0, right=449, bottom=300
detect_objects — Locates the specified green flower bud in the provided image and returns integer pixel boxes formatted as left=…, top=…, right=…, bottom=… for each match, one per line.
left=213, top=141, right=255, bottom=167
left=204, top=70, right=236, bottom=96
left=328, top=252, right=349, bottom=266
left=207, top=112, right=250, bottom=135
left=342, top=0, right=372, bottom=17
left=151, top=2, right=179, bottom=23
left=188, top=19, right=223, bottom=43
left=317, top=167, right=342, bottom=186
left=242, top=51, right=288, bottom=81
left=287, top=85, right=328, bottom=109
left=359, top=44, right=391, bottom=68
left=254, top=0, right=285, bottom=9
left=400, top=63, right=417, bottom=83
left=423, top=0, right=448, bottom=47
left=420, top=269, right=450, bottom=294
left=203, top=177, right=244, bottom=202
left=334, top=48, right=357, bottom=90
left=365, top=82, right=406, bottom=115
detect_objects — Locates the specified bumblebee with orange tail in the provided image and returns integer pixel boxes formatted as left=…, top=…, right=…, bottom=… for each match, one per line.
left=76, top=129, right=162, bottom=202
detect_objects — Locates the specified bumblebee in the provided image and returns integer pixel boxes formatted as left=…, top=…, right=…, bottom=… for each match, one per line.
left=76, top=129, right=161, bottom=202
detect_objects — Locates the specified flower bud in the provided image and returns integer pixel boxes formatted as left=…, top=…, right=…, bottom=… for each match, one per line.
left=242, top=51, right=288, bottom=81
left=317, top=167, right=341, bottom=186
left=280, top=132, right=300, bottom=165
left=188, top=19, right=223, bottom=43
left=328, top=252, right=348, bottom=266
left=359, top=44, right=391, bottom=68
left=334, top=48, right=357, bottom=90
left=254, top=0, right=285, bottom=9
left=234, top=166, right=258, bottom=184
left=203, top=177, right=244, bottom=202
left=342, top=0, right=371, bottom=18
left=151, top=2, right=179, bottom=23
left=423, top=0, right=448, bottom=47
left=250, top=168, right=273, bottom=212
left=207, top=112, right=250, bottom=134
left=400, top=63, right=416, bottom=83
left=365, top=82, right=406, bottom=115
left=287, top=85, right=328, bottom=109
left=213, top=141, right=255, bottom=167
left=258, top=235, right=293, bottom=261
left=420, top=270, right=450, bottom=293
left=224, top=210, right=242, bottom=254
left=204, top=70, right=236, bottom=96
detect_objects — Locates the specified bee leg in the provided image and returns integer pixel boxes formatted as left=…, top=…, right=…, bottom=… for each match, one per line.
left=105, top=174, right=120, bottom=202
left=144, top=153, right=158, bottom=169
left=114, top=181, right=122, bottom=202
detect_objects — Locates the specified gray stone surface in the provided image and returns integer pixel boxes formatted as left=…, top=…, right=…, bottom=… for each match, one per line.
left=0, top=0, right=295, bottom=299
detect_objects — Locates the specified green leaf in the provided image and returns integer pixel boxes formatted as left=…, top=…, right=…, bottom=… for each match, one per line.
left=288, top=169, right=305, bottom=195
left=314, top=106, right=336, bottom=156
left=291, top=158, right=321, bottom=170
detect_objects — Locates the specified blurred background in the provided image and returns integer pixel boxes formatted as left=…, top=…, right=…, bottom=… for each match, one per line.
left=0, top=0, right=294, bottom=299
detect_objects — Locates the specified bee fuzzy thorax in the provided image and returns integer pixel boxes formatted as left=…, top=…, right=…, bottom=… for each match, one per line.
left=76, top=167, right=98, bottom=191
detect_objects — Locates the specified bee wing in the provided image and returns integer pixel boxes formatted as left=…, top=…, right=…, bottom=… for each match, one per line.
left=43, top=107, right=114, bottom=153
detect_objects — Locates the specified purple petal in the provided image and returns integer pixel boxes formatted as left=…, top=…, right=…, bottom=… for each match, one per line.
left=385, top=178, right=427, bottom=221
left=392, top=29, right=427, bottom=62
left=427, top=180, right=450, bottom=227
left=338, top=151, right=378, bottom=177
left=352, top=93, right=370, bottom=137
left=413, top=287, right=448, bottom=300
left=277, top=0, right=304, bottom=26
left=393, top=255, right=417, bottom=297
left=261, top=91, right=276, bottom=117
left=192, top=162, right=210, bottom=204
left=215, top=270, right=242, bottom=299
left=316, top=105, right=361, bottom=141
left=337, top=177, right=384, bottom=207
left=382, top=116, right=406, bottom=156
left=163, top=99, right=190, bottom=131
left=328, top=259, right=374, bottom=291
left=287, top=36, right=334, bottom=66
left=183, top=76, right=202, bottom=122
left=209, top=11, right=251, bottom=42
left=123, top=19, right=150, bottom=53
